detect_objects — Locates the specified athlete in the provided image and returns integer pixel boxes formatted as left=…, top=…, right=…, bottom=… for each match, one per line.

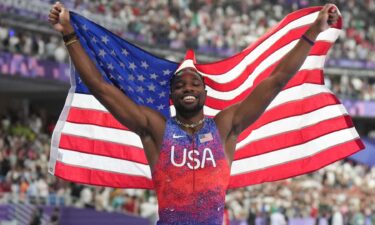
left=48, top=2, right=339, bottom=224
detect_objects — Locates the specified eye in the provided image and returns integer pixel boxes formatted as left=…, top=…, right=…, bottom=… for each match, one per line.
left=174, top=82, right=184, bottom=89
left=193, top=80, right=202, bottom=86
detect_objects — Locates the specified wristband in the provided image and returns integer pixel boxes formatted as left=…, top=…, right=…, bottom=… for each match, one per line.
left=65, top=38, right=78, bottom=47
left=62, top=31, right=77, bottom=43
left=301, top=34, right=315, bottom=46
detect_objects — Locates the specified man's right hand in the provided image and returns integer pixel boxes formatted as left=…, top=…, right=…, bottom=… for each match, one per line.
left=48, top=1, right=74, bottom=34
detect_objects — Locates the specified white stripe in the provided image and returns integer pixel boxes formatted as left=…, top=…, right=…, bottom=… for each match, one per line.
left=236, top=104, right=348, bottom=149
left=299, top=55, right=326, bottom=70
left=266, top=83, right=332, bottom=110
left=184, top=83, right=332, bottom=117
left=202, top=13, right=320, bottom=81
left=74, top=83, right=332, bottom=117
left=317, top=28, right=342, bottom=43
left=199, top=11, right=339, bottom=82
left=57, top=148, right=151, bottom=178
left=62, top=94, right=347, bottom=152
left=205, top=49, right=326, bottom=100
left=71, top=93, right=108, bottom=112
left=61, top=121, right=143, bottom=148
left=231, top=127, right=360, bottom=175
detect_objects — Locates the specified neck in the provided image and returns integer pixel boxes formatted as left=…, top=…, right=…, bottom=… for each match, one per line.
left=175, top=112, right=205, bottom=131
left=175, top=111, right=204, bottom=124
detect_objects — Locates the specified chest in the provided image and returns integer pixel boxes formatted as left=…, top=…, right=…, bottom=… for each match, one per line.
left=161, top=125, right=225, bottom=171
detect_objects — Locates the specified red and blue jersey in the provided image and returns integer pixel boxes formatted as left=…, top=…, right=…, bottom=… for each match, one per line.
left=152, top=117, right=230, bottom=225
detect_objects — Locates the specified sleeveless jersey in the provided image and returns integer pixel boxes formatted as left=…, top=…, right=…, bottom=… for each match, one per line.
left=152, top=117, right=230, bottom=225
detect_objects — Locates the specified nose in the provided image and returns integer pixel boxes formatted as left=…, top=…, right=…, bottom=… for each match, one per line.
left=182, top=83, right=195, bottom=93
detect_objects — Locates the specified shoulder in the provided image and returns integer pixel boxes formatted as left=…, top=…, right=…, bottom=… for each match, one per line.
left=214, top=103, right=241, bottom=135
left=138, top=105, right=167, bottom=136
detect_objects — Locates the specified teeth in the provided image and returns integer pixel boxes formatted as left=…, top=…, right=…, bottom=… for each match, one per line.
left=183, top=96, right=196, bottom=100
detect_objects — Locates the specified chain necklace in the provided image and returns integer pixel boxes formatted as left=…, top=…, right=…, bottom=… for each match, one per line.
left=175, top=117, right=205, bottom=129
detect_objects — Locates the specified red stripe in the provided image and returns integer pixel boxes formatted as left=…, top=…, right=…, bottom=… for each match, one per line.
left=67, top=107, right=128, bottom=130
left=204, top=40, right=331, bottom=92
left=237, top=92, right=340, bottom=142
left=229, top=139, right=364, bottom=189
left=197, top=7, right=325, bottom=74
left=205, top=69, right=323, bottom=110
left=235, top=115, right=355, bottom=160
left=54, top=161, right=154, bottom=189
left=59, top=134, right=148, bottom=164
left=69, top=83, right=331, bottom=138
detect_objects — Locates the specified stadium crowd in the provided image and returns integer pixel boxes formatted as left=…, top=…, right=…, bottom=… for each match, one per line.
left=1, top=0, right=375, bottom=61
left=325, top=75, right=375, bottom=101
left=0, top=110, right=375, bottom=225
left=2, top=0, right=375, bottom=101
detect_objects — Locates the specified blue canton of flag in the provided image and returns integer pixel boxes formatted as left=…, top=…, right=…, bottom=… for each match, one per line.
left=70, top=12, right=178, bottom=118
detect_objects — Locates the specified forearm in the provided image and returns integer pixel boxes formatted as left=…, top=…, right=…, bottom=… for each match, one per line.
left=48, top=2, right=165, bottom=136
left=62, top=26, right=106, bottom=92
left=271, top=25, right=320, bottom=86
left=61, top=25, right=148, bottom=133
left=230, top=27, right=322, bottom=133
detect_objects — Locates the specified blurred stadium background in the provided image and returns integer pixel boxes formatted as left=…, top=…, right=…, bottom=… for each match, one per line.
left=0, top=0, right=375, bottom=224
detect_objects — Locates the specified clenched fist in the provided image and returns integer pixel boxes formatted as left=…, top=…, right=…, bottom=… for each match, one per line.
left=48, top=1, right=74, bottom=35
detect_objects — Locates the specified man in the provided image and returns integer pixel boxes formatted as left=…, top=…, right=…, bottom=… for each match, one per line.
left=48, top=2, right=339, bottom=224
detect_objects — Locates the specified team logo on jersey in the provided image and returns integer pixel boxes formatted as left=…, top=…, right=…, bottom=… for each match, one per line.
left=170, top=146, right=216, bottom=169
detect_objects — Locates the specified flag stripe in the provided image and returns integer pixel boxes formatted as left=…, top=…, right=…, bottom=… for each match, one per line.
left=204, top=67, right=325, bottom=108
left=235, top=115, right=354, bottom=159
left=67, top=107, right=127, bottom=130
left=237, top=104, right=349, bottom=148
left=198, top=12, right=321, bottom=77
left=199, top=18, right=340, bottom=80
left=61, top=121, right=142, bottom=147
left=197, top=8, right=321, bottom=74
left=62, top=103, right=348, bottom=152
left=206, top=56, right=324, bottom=106
left=199, top=7, right=341, bottom=76
left=55, top=161, right=153, bottom=189
left=57, top=148, right=152, bottom=178
left=246, top=92, right=340, bottom=131
left=229, top=139, right=364, bottom=188
left=231, top=127, right=359, bottom=175
left=56, top=127, right=359, bottom=187
left=70, top=82, right=331, bottom=117
left=205, top=55, right=327, bottom=100
left=67, top=89, right=335, bottom=134
left=204, top=38, right=332, bottom=91
left=67, top=90, right=340, bottom=146
left=59, top=134, right=148, bottom=164
left=237, top=92, right=341, bottom=142
left=203, top=83, right=333, bottom=116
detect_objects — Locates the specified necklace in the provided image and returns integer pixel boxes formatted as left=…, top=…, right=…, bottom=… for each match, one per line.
left=175, top=117, right=205, bottom=129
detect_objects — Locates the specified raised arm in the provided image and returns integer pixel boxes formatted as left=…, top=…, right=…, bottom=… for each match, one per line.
left=215, top=4, right=339, bottom=161
left=48, top=2, right=166, bottom=162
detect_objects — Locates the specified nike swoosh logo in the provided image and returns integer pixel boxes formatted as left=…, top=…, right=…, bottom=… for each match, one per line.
left=173, top=134, right=184, bottom=139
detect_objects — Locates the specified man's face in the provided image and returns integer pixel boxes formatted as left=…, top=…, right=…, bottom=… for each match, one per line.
left=170, top=69, right=206, bottom=115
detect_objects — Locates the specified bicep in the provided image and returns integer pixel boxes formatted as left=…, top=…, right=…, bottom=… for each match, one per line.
left=228, top=76, right=282, bottom=135
left=93, top=82, right=164, bottom=135
left=214, top=104, right=241, bottom=141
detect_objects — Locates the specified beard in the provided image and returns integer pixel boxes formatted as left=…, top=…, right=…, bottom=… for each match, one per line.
left=174, top=101, right=204, bottom=116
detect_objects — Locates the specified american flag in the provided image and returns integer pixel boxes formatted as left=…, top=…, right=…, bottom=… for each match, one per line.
left=48, top=7, right=364, bottom=189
